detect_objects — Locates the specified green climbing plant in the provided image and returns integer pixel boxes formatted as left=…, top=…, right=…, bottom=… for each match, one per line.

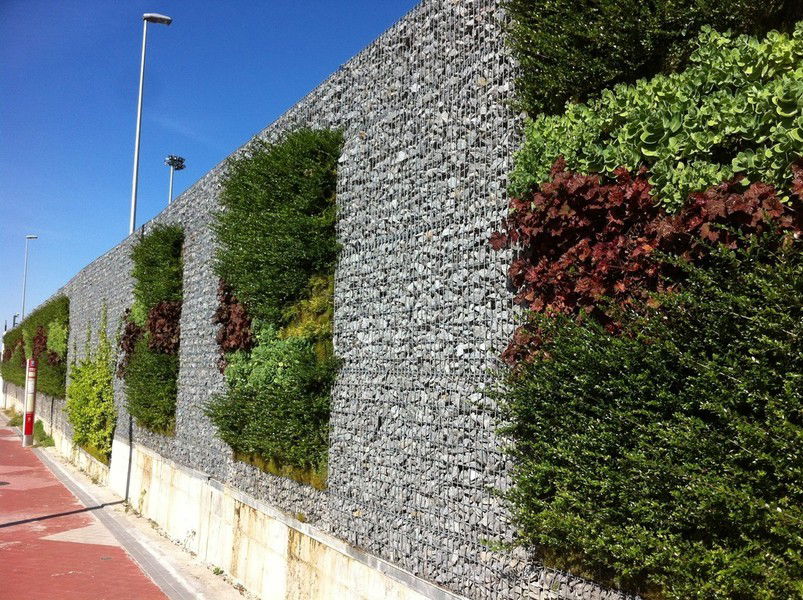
left=66, top=305, right=117, bottom=464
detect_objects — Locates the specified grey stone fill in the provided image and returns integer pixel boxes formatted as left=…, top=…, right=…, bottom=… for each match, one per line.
left=28, top=1, right=638, bottom=598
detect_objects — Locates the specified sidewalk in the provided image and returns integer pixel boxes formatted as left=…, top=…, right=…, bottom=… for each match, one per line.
left=0, top=422, right=169, bottom=599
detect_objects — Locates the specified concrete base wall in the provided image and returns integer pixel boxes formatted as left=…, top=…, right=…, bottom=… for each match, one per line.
left=58, top=436, right=110, bottom=486
left=108, top=438, right=461, bottom=600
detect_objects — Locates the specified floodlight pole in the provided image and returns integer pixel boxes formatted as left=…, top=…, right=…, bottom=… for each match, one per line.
left=129, top=13, right=172, bottom=234
left=168, top=164, right=175, bottom=204
left=21, top=235, right=37, bottom=319
left=164, top=154, right=185, bottom=205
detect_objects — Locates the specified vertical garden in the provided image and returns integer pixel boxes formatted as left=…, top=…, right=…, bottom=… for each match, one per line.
left=118, top=224, right=185, bottom=435
left=206, top=128, right=343, bottom=489
left=1, top=296, right=69, bottom=398
left=495, top=2, right=803, bottom=598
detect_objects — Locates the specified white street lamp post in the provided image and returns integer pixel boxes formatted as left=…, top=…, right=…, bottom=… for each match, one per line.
left=129, top=12, right=173, bottom=235
left=164, top=155, right=186, bottom=204
left=21, top=235, right=38, bottom=319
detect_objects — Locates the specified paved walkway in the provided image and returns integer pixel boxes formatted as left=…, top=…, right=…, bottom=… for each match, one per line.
left=0, top=423, right=167, bottom=599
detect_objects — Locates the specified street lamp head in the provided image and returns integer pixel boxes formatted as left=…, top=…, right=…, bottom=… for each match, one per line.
left=25, top=235, right=38, bottom=240
left=143, top=13, right=172, bottom=25
left=165, top=155, right=186, bottom=170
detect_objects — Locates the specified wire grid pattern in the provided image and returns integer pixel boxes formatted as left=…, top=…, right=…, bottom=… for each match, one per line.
left=28, top=1, right=641, bottom=598
left=249, top=1, right=639, bottom=597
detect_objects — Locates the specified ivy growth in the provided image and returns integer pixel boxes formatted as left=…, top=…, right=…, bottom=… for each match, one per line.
left=130, top=224, right=184, bottom=325
left=66, top=305, right=117, bottom=464
left=205, top=323, right=334, bottom=488
left=510, top=25, right=803, bottom=211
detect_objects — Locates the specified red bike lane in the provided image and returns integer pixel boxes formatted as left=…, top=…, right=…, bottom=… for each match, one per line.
left=0, top=423, right=167, bottom=599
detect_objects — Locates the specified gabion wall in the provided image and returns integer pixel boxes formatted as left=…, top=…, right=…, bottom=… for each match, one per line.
left=35, top=1, right=636, bottom=598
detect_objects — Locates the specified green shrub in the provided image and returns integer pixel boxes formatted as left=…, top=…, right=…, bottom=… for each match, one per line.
left=125, top=336, right=178, bottom=434
left=1, top=339, right=25, bottom=390
left=206, top=323, right=334, bottom=483
left=33, top=420, right=54, bottom=447
left=214, top=128, right=342, bottom=325
left=211, top=128, right=342, bottom=485
left=66, top=306, right=117, bottom=462
left=1, top=296, right=69, bottom=398
left=500, top=236, right=803, bottom=598
left=131, top=224, right=183, bottom=325
left=23, top=329, right=33, bottom=359
left=121, top=224, right=184, bottom=434
left=281, top=274, right=334, bottom=358
left=506, top=0, right=802, bottom=116
left=46, top=319, right=68, bottom=359
left=511, top=25, right=803, bottom=211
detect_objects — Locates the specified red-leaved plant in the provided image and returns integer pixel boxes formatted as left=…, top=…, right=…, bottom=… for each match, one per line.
left=32, top=325, right=48, bottom=361
left=212, top=280, right=255, bottom=372
left=492, top=158, right=803, bottom=365
left=29, top=324, right=62, bottom=366
left=1, top=338, right=23, bottom=365
left=146, top=300, right=182, bottom=355
left=116, top=312, right=143, bottom=378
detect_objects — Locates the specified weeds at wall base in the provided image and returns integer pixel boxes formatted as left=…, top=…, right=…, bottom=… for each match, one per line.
left=5, top=409, right=22, bottom=428
left=80, top=442, right=111, bottom=465
left=33, top=420, right=54, bottom=447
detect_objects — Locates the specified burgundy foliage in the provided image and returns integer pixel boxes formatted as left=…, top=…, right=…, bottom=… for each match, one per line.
left=493, top=158, right=803, bottom=365
left=117, top=314, right=144, bottom=378
left=792, top=161, right=803, bottom=199
left=32, top=326, right=48, bottom=361
left=0, top=340, right=20, bottom=365
left=212, top=280, right=255, bottom=372
left=146, top=300, right=182, bottom=355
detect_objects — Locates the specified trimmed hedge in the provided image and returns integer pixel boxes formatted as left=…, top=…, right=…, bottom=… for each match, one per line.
left=66, top=305, right=116, bottom=463
left=500, top=236, right=803, bottom=598
left=213, top=128, right=342, bottom=326
left=506, top=0, right=803, bottom=116
left=1, top=296, right=69, bottom=398
left=124, top=336, right=179, bottom=434
left=130, top=224, right=183, bottom=325
left=510, top=25, right=803, bottom=211
left=208, top=129, right=342, bottom=485
left=120, top=224, right=183, bottom=435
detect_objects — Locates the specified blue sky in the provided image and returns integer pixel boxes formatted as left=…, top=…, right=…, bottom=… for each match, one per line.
left=0, top=0, right=419, bottom=329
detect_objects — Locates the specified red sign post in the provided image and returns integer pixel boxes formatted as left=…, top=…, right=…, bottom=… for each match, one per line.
left=22, top=359, right=37, bottom=447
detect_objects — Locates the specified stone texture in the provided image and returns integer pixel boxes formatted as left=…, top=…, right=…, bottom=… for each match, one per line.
left=28, top=1, right=638, bottom=598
